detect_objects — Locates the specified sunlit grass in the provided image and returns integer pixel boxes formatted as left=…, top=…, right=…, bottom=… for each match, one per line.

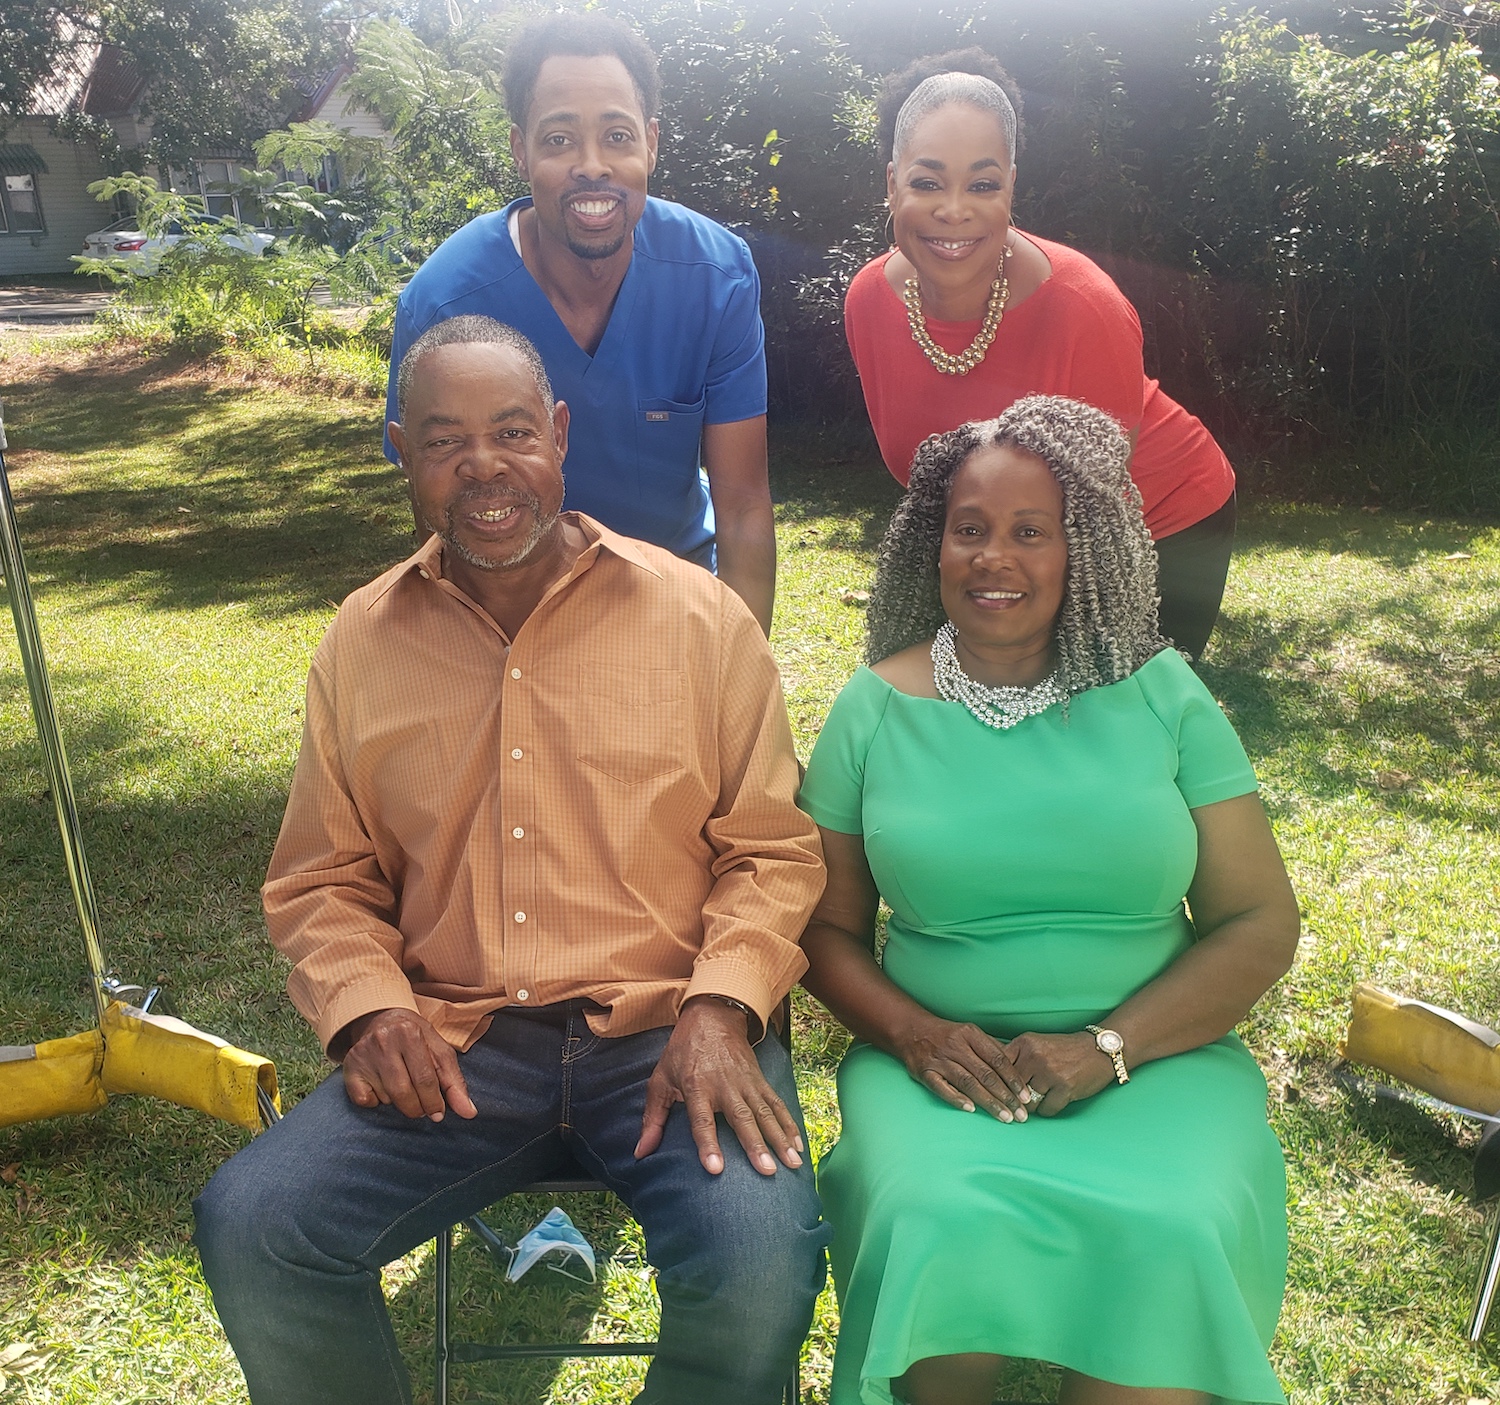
left=1, top=338, right=1498, bottom=1401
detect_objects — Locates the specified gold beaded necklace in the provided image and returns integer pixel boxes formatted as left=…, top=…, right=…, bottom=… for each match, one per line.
left=902, top=241, right=1012, bottom=376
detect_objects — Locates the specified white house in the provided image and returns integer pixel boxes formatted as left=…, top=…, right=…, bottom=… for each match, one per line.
left=0, top=33, right=148, bottom=277
left=1, top=35, right=391, bottom=278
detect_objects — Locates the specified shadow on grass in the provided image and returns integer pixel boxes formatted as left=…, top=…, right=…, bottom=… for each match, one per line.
left=3, top=349, right=410, bottom=619
left=1235, top=498, right=1498, bottom=567
left=771, top=421, right=901, bottom=556
left=1200, top=565, right=1500, bottom=832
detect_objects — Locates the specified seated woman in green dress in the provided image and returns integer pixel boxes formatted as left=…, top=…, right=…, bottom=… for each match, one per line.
left=798, top=395, right=1300, bottom=1405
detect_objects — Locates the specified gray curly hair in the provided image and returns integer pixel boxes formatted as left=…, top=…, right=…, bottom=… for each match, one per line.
left=865, top=395, right=1167, bottom=693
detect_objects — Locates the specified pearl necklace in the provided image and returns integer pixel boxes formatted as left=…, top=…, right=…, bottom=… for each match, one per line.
left=931, top=623, right=1066, bottom=730
left=902, top=242, right=1012, bottom=376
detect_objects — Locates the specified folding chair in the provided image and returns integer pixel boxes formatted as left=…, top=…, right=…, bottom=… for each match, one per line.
left=434, top=999, right=802, bottom=1405
left=1337, top=980, right=1500, bottom=1340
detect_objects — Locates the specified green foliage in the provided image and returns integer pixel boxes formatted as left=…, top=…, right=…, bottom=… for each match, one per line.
left=337, top=16, right=526, bottom=256
left=3, top=0, right=344, bottom=166
left=0, top=4, right=94, bottom=125
left=74, top=172, right=403, bottom=356
left=1193, top=6, right=1500, bottom=430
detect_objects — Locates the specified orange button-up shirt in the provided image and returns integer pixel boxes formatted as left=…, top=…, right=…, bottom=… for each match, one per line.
left=263, top=515, right=824, bottom=1054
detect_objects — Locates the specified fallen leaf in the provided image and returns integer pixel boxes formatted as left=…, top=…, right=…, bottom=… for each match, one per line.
left=840, top=590, right=870, bottom=607
left=0, top=1341, right=49, bottom=1387
left=1377, top=769, right=1414, bottom=791
left=1444, top=551, right=1473, bottom=561
left=176, top=506, right=190, bottom=513
left=0, top=1164, right=17, bottom=1186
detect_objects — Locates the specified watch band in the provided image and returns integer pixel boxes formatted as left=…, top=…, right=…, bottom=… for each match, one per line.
left=701, top=993, right=753, bottom=1019
left=1085, top=1024, right=1130, bottom=1085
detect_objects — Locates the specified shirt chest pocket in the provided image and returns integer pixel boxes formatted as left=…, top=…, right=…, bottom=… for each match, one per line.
left=636, top=396, right=706, bottom=479
left=576, top=666, right=688, bottom=785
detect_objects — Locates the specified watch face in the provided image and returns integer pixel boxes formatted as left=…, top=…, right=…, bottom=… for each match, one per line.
left=1097, top=1030, right=1124, bottom=1055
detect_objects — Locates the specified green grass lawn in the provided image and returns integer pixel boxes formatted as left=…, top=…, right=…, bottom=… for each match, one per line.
left=1, top=335, right=1498, bottom=1403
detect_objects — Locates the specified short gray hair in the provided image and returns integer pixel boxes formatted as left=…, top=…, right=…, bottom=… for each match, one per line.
left=892, top=72, right=1019, bottom=167
left=865, top=395, right=1167, bottom=694
left=395, top=315, right=556, bottom=424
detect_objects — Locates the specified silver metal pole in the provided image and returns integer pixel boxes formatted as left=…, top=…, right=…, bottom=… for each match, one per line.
left=0, top=399, right=109, bottom=1027
left=1470, top=1200, right=1500, bottom=1342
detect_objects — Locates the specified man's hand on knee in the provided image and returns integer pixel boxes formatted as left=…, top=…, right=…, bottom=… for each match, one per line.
left=634, top=997, right=804, bottom=1177
left=338, top=1008, right=478, bottom=1122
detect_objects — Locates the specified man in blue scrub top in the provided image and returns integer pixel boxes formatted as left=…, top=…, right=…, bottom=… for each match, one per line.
left=385, top=13, right=776, bottom=633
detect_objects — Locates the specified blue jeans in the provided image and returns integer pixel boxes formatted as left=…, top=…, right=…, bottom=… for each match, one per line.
left=194, top=1001, right=827, bottom=1405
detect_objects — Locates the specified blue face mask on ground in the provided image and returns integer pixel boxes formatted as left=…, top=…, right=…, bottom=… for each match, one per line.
left=504, top=1206, right=597, bottom=1284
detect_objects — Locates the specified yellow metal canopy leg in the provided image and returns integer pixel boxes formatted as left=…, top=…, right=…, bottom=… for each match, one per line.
left=0, top=398, right=278, bottom=1132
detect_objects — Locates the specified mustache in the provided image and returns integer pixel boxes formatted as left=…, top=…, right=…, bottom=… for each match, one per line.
left=562, top=178, right=632, bottom=202
left=451, top=485, right=544, bottom=513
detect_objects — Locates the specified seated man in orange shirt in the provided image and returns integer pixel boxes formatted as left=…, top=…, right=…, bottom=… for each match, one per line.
left=192, top=315, right=827, bottom=1405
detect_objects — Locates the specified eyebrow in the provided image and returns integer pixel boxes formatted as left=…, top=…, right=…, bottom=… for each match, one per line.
left=948, top=502, right=1057, bottom=518
left=417, top=406, right=533, bottom=431
left=535, top=108, right=639, bottom=128
left=912, top=156, right=1005, bottom=172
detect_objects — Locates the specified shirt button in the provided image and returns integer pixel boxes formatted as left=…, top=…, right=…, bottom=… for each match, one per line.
left=511, top=748, right=523, bottom=760
left=516, top=989, right=529, bottom=1001
left=512, top=827, right=524, bottom=839
left=514, top=911, right=526, bottom=923
left=510, top=667, right=521, bottom=679
left=418, top=569, right=430, bottom=579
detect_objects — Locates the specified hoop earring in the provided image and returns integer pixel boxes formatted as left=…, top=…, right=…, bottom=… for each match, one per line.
left=883, top=209, right=894, bottom=247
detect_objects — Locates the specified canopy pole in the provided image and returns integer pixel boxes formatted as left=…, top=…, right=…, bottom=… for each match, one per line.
left=0, top=400, right=109, bottom=1028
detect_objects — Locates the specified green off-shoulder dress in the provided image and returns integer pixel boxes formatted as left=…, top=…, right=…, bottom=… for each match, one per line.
left=799, top=648, right=1287, bottom=1405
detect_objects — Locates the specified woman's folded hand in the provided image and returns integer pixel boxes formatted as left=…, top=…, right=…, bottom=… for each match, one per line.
left=1005, top=1032, right=1117, bottom=1117
left=896, top=1015, right=1034, bottom=1122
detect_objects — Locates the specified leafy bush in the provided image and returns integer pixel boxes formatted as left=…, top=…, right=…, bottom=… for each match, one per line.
left=76, top=171, right=403, bottom=363
left=1194, top=7, right=1500, bottom=433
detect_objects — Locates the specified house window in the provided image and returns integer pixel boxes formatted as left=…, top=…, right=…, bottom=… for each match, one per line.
left=191, top=161, right=264, bottom=227
left=0, top=175, right=45, bottom=234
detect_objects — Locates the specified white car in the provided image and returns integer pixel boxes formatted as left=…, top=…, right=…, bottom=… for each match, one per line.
left=79, top=219, right=274, bottom=270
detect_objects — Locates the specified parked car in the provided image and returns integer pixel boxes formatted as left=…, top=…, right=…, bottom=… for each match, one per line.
left=79, top=218, right=275, bottom=271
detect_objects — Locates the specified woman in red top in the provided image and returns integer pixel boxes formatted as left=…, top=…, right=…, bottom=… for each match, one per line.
left=845, top=49, right=1237, bottom=659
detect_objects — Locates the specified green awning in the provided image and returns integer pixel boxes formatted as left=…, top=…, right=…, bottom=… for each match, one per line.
left=0, top=145, right=49, bottom=176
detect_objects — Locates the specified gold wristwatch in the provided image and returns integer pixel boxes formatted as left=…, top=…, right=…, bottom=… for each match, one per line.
left=1085, top=1025, right=1130, bottom=1084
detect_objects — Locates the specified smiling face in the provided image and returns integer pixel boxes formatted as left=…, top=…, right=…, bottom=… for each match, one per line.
left=888, top=100, right=1015, bottom=303
left=510, top=54, right=658, bottom=262
left=388, top=342, right=571, bottom=583
left=939, top=443, right=1068, bottom=677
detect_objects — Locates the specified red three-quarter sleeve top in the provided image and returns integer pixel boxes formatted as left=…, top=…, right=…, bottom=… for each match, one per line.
left=843, top=235, right=1235, bottom=541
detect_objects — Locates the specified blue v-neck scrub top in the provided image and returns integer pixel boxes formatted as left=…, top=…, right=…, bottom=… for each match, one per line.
left=386, top=196, right=768, bottom=568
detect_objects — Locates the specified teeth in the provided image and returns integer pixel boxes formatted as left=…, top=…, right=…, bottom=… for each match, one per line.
left=932, top=239, right=975, bottom=250
left=975, top=591, right=1023, bottom=599
left=572, top=199, right=617, bottom=216
left=475, top=506, right=517, bottom=521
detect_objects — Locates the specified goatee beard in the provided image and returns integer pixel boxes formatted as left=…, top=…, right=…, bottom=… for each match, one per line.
left=437, top=487, right=558, bottom=571
left=565, top=231, right=628, bottom=261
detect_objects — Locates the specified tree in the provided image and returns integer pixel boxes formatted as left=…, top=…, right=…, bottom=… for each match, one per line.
left=1193, top=4, right=1500, bottom=425
left=2, top=0, right=347, bottom=166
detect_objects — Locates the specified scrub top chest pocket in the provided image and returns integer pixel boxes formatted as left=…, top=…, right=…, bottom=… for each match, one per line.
left=636, top=396, right=708, bottom=479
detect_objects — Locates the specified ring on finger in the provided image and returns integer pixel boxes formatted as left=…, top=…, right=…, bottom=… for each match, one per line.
left=1022, top=1084, right=1040, bottom=1103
